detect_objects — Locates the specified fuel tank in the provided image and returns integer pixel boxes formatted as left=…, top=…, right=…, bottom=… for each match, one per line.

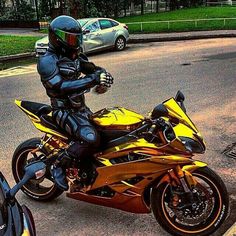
left=92, top=107, right=144, bottom=130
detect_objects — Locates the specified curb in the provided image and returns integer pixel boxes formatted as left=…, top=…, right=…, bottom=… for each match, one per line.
left=0, top=52, right=35, bottom=63
left=128, top=33, right=236, bottom=43
left=223, top=222, right=236, bottom=236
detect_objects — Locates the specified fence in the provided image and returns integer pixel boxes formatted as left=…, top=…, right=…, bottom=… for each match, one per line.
left=126, top=17, right=236, bottom=32
left=206, top=1, right=236, bottom=6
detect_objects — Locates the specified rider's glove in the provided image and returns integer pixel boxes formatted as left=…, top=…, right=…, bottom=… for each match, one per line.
left=93, top=71, right=114, bottom=94
left=99, top=72, right=114, bottom=87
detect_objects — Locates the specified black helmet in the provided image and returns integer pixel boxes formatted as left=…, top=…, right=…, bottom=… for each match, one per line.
left=49, top=15, right=83, bottom=56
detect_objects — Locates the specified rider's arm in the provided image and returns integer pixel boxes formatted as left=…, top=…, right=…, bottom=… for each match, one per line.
left=37, top=54, right=100, bottom=94
left=79, top=53, right=104, bottom=75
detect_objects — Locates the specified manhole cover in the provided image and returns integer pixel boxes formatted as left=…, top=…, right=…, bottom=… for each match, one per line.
left=222, top=143, right=236, bottom=159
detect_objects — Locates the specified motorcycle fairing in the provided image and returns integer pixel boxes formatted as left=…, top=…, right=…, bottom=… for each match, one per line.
left=15, top=100, right=68, bottom=140
left=67, top=158, right=207, bottom=213
left=92, top=107, right=144, bottom=128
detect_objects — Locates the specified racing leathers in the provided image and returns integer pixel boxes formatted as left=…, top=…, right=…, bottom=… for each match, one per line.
left=37, top=45, right=113, bottom=190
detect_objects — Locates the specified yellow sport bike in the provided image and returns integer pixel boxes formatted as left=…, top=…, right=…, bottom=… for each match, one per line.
left=12, top=91, right=228, bottom=236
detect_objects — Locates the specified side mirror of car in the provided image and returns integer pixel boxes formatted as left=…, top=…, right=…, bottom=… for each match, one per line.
left=7, top=161, right=46, bottom=199
left=151, top=104, right=168, bottom=119
left=83, top=29, right=90, bottom=34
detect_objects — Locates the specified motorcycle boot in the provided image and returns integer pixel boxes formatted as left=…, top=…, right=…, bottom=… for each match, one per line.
left=51, top=151, right=72, bottom=191
left=67, top=141, right=98, bottom=186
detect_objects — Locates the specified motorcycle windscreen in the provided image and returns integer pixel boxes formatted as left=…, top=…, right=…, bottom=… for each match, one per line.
left=163, top=98, right=198, bottom=133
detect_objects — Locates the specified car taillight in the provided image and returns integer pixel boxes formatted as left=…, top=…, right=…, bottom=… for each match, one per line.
left=123, top=25, right=128, bottom=30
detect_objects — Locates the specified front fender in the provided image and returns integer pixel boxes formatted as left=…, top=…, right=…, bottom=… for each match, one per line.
left=182, top=160, right=207, bottom=172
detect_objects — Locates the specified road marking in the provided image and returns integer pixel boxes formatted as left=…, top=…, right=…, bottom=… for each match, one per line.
left=0, top=65, right=37, bottom=78
left=223, top=222, right=236, bottom=236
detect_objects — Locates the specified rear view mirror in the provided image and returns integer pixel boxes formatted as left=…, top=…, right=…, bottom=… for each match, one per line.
left=151, top=104, right=168, bottom=119
left=175, top=90, right=185, bottom=102
left=175, top=90, right=186, bottom=112
left=83, top=29, right=90, bottom=34
left=8, top=161, right=46, bottom=198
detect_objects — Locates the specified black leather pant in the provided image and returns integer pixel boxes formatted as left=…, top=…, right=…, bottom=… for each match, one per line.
left=52, top=107, right=100, bottom=160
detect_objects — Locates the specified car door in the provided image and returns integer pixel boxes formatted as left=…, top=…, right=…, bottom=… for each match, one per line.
left=98, top=19, right=117, bottom=47
left=83, top=20, right=103, bottom=52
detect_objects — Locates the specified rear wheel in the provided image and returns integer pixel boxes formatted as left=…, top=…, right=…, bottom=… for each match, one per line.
left=12, top=138, right=63, bottom=201
left=115, top=36, right=126, bottom=51
left=151, top=167, right=229, bottom=236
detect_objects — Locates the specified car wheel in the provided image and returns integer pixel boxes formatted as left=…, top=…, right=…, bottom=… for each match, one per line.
left=115, top=36, right=126, bottom=51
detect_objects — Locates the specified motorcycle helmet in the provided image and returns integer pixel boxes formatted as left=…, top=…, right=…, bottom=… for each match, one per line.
left=49, top=15, right=83, bottom=58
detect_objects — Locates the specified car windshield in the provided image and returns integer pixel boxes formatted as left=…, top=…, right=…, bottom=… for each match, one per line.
left=78, top=19, right=90, bottom=27
left=0, top=186, right=7, bottom=236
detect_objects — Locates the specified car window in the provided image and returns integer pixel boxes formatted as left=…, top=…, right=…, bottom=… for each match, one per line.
left=78, top=19, right=90, bottom=27
left=99, top=20, right=113, bottom=30
left=110, top=20, right=119, bottom=27
left=85, top=21, right=100, bottom=33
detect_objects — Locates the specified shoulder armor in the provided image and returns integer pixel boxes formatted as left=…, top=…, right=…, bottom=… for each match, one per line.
left=37, top=54, right=59, bottom=80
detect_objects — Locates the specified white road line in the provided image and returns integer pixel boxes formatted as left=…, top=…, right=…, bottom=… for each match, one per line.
left=0, top=65, right=37, bottom=78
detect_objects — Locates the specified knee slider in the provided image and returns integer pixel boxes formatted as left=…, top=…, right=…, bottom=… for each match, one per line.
left=77, top=126, right=99, bottom=145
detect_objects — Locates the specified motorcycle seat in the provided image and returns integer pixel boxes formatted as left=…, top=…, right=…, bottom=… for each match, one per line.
left=21, top=101, right=52, bottom=117
left=40, top=115, right=68, bottom=136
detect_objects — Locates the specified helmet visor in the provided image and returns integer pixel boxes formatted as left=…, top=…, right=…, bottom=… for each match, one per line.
left=55, top=28, right=83, bottom=48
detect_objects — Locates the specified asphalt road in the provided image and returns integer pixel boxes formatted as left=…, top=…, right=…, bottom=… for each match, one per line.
left=0, top=39, right=236, bottom=236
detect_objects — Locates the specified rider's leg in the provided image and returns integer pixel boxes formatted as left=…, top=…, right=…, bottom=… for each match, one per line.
left=51, top=109, right=100, bottom=191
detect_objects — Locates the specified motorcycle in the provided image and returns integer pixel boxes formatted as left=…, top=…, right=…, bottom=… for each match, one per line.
left=0, top=161, right=46, bottom=236
left=12, top=91, right=229, bottom=236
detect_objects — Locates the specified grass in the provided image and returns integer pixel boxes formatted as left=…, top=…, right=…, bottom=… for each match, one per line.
left=39, top=28, right=48, bottom=34
left=117, top=6, right=236, bottom=33
left=0, top=58, right=37, bottom=71
left=0, top=35, right=41, bottom=57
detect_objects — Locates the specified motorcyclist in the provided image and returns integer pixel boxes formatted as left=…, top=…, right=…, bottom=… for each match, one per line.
left=37, top=15, right=113, bottom=191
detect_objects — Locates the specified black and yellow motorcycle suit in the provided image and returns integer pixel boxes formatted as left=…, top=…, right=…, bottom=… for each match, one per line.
left=37, top=45, right=112, bottom=190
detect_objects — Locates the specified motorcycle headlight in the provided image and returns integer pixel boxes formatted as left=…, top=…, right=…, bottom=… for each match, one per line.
left=179, top=136, right=205, bottom=154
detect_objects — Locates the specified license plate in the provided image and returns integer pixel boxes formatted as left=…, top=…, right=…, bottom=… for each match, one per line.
left=36, top=48, right=47, bottom=53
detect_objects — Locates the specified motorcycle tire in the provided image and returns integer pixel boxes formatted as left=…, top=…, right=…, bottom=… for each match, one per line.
left=12, top=138, right=63, bottom=201
left=151, top=166, right=229, bottom=236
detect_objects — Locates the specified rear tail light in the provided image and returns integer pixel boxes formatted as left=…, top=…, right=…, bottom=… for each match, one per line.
left=123, top=25, right=128, bottom=30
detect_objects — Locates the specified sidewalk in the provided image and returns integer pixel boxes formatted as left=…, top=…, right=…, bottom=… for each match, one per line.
left=1, top=28, right=236, bottom=41
left=1, top=29, right=236, bottom=62
left=129, top=30, right=236, bottom=43
left=0, top=28, right=44, bottom=36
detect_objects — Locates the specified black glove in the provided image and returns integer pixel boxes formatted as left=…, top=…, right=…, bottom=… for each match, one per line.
left=98, top=71, right=114, bottom=87
left=93, top=71, right=114, bottom=94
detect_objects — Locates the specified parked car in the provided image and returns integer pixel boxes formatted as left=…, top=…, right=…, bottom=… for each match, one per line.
left=35, top=18, right=129, bottom=56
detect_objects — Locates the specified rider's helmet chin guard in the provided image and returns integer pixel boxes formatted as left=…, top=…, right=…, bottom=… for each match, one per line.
left=49, top=15, right=83, bottom=58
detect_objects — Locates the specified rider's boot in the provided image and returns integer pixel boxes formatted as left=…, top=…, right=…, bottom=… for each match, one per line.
left=51, top=151, right=71, bottom=191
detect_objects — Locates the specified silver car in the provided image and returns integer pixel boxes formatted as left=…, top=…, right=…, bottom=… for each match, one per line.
left=35, top=18, right=129, bottom=56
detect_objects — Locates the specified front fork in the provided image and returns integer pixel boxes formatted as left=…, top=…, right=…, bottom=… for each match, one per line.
left=161, top=161, right=207, bottom=193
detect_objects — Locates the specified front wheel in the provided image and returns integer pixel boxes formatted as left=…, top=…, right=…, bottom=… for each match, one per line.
left=12, top=138, right=63, bottom=201
left=151, top=167, right=229, bottom=236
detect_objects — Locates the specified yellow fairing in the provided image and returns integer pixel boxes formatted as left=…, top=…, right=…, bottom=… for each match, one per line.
left=164, top=98, right=204, bottom=142
left=15, top=100, right=67, bottom=139
left=92, top=107, right=144, bottom=127
left=22, top=230, right=30, bottom=236
left=164, top=98, right=198, bottom=133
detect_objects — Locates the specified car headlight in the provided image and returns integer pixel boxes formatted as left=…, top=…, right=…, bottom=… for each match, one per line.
left=179, top=136, right=205, bottom=154
left=36, top=43, right=47, bottom=47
